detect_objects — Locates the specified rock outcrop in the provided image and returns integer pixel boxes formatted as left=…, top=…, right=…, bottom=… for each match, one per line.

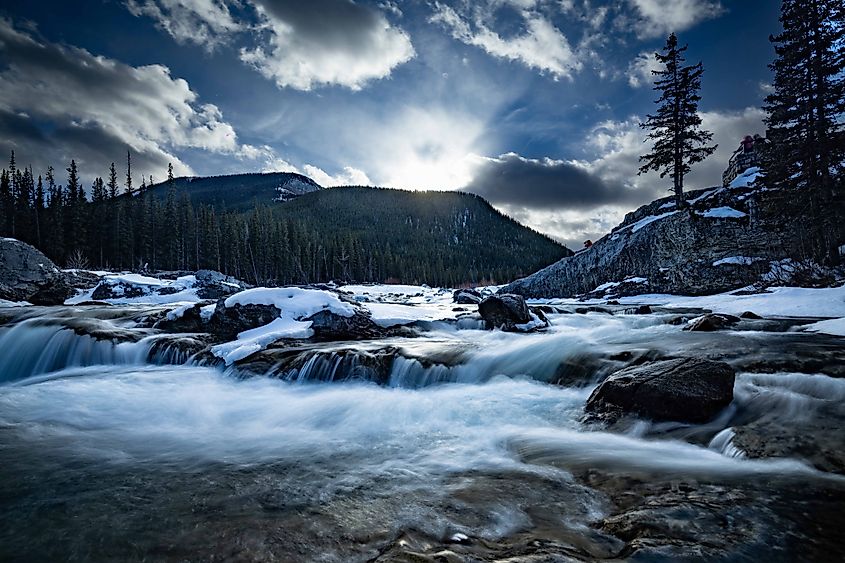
left=501, top=184, right=845, bottom=298
left=584, top=357, right=736, bottom=423
left=0, top=238, right=75, bottom=305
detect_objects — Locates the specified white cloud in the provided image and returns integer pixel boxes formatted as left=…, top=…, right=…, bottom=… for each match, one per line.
left=126, top=0, right=415, bottom=91
left=301, top=164, right=373, bottom=187
left=429, top=1, right=583, bottom=79
left=499, top=107, right=765, bottom=243
left=125, top=0, right=243, bottom=50
left=626, top=50, right=662, bottom=88
left=628, top=0, right=724, bottom=38
left=0, top=18, right=281, bottom=181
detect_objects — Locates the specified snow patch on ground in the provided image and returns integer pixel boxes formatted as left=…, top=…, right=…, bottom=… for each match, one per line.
left=611, top=285, right=845, bottom=318
left=804, top=318, right=845, bottom=337
left=713, top=256, right=761, bottom=267
left=366, top=302, right=463, bottom=327
left=619, top=211, right=679, bottom=234
left=65, top=274, right=201, bottom=305
left=728, top=167, right=762, bottom=188
left=696, top=207, right=747, bottom=219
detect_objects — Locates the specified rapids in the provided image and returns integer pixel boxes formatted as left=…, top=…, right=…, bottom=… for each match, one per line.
left=1, top=300, right=844, bottom=561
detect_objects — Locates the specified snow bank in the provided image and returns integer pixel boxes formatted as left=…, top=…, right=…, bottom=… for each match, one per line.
left=804, top=318, right=845, bottom=337
left=613, top=285, right=845, bottom=318
left=697, top=207, right=747, bottom=219
left=366, top=302, right=462, bottom=327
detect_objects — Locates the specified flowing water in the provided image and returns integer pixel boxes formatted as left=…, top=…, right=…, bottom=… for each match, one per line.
left=1, top=304, right=844, bottom=561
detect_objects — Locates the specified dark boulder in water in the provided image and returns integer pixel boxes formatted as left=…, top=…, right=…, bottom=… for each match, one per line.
left=585, top=357, right=736, bottom=423
left=478, top=294, right=531, bottom=331
left=194, top=270, right=249, bottom=300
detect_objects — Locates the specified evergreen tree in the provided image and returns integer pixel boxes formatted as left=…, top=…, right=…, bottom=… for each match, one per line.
left=763, top=0, right=844, bottom=262
left=639, top=33, right=717, bottom=208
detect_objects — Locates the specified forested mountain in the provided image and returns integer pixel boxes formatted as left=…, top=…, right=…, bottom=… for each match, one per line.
left=0, top=156, right=571, bottom=287
left=143, top=172, right=321, bottom=210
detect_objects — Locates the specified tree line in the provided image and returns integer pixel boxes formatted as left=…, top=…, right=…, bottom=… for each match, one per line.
left=0, top=153, right=567, bottom=287
left=638, top=0, right=843, bottom=262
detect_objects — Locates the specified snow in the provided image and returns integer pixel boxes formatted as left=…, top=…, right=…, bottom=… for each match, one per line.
left=696, top=206, right=747, bottom=219
left=212, top=287, right=357, bottom=365
left=713, top=256, right=760, bottom=267
left=687, top=188, right=720, bottom=204
left=728, top=167, right=762, bottom=188
left=592, top=277, right=648, bottom=293
left=0, top=299, right=29, bottom=307
left=200, top=304, right=216, bottom=322
left=340, top=283, right=454, bottom=306
left=804, top=318, right=845, bottom=337
left=165, top=303, right=195, bottom=321
left=619, top=211, right=678, bottom=234
left=65, top=273, right=201, bottom=305
left=366, top=302, right=462, bottom=327
left=610, top=285, right=845, bottom=318
left=212, top=317, right=314, bottom=365
left=594, top=281, right=620, bottom=292
left=224, top=287, right=356, bottom=317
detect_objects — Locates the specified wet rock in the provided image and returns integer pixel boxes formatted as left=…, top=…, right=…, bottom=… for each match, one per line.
left=453, top=288, right=482, bottom=304
left=624, top=305, right=653, bottom=315
left=575, top=306, right=613, bottom=315
left=478, top=294, right=531, bottom=331
left=684, top=313, right=741, bottom=332
left=91, top=280, right=150, bottom=300
left=584, top=357, right=736, bottom=423
left=0, top=238, right=74, bottom=305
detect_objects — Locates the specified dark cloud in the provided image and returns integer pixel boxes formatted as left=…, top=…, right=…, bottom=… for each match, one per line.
left=462, top=152, right=638, bottom=209
left=0, top=109, right=177, bottom=184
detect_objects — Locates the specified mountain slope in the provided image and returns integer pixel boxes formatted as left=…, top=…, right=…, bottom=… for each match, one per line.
left=147, top=172, right=321, bottom=211
left=254, top=186, right=572, bottom=286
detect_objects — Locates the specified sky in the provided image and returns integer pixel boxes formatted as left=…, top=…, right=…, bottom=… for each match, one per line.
left=0, top=0, right=781, bottom=248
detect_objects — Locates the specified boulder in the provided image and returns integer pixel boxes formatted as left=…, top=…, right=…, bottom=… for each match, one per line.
left=740, top=310, right=763, bottom=320
left=91, top=279, right=151, bottom=300
left=209, top=302, right=281, bottom=338
left=584, top=357, right=736, bottom=423
left=0, top=238, right=74, bottom=305
left=453, top=288, right=482, bottom=304
left=478, top=294, right=531, bottom=331
left=306, top=307, right=385, bottom=341
left=684, top=313, right=741, bottom=332
left=154, top=303, right=211, bottom=333
left=194, top=269, right=249, bottom=300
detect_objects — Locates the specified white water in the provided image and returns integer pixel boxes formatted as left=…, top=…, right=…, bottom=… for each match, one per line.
left=0, top=364, right=835, bottom=485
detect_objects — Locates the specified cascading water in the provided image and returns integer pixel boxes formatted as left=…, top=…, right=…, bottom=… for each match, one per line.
left=1, top=300, right=844, bottom=561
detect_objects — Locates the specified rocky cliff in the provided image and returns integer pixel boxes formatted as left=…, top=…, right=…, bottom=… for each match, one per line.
left=501, top=174, right=844, bottom=298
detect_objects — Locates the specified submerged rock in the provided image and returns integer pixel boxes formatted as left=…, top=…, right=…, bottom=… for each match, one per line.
left=0, top=238, right=74, bottom=305
left=584, top=357, right=736, bottom=423
left=478, top=294, right=531, bottom=331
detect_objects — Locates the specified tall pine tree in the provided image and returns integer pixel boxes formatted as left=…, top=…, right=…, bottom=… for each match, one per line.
left=639, top=33, right=716, bottom=208
left=763, top=0, right=844, bottom=262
